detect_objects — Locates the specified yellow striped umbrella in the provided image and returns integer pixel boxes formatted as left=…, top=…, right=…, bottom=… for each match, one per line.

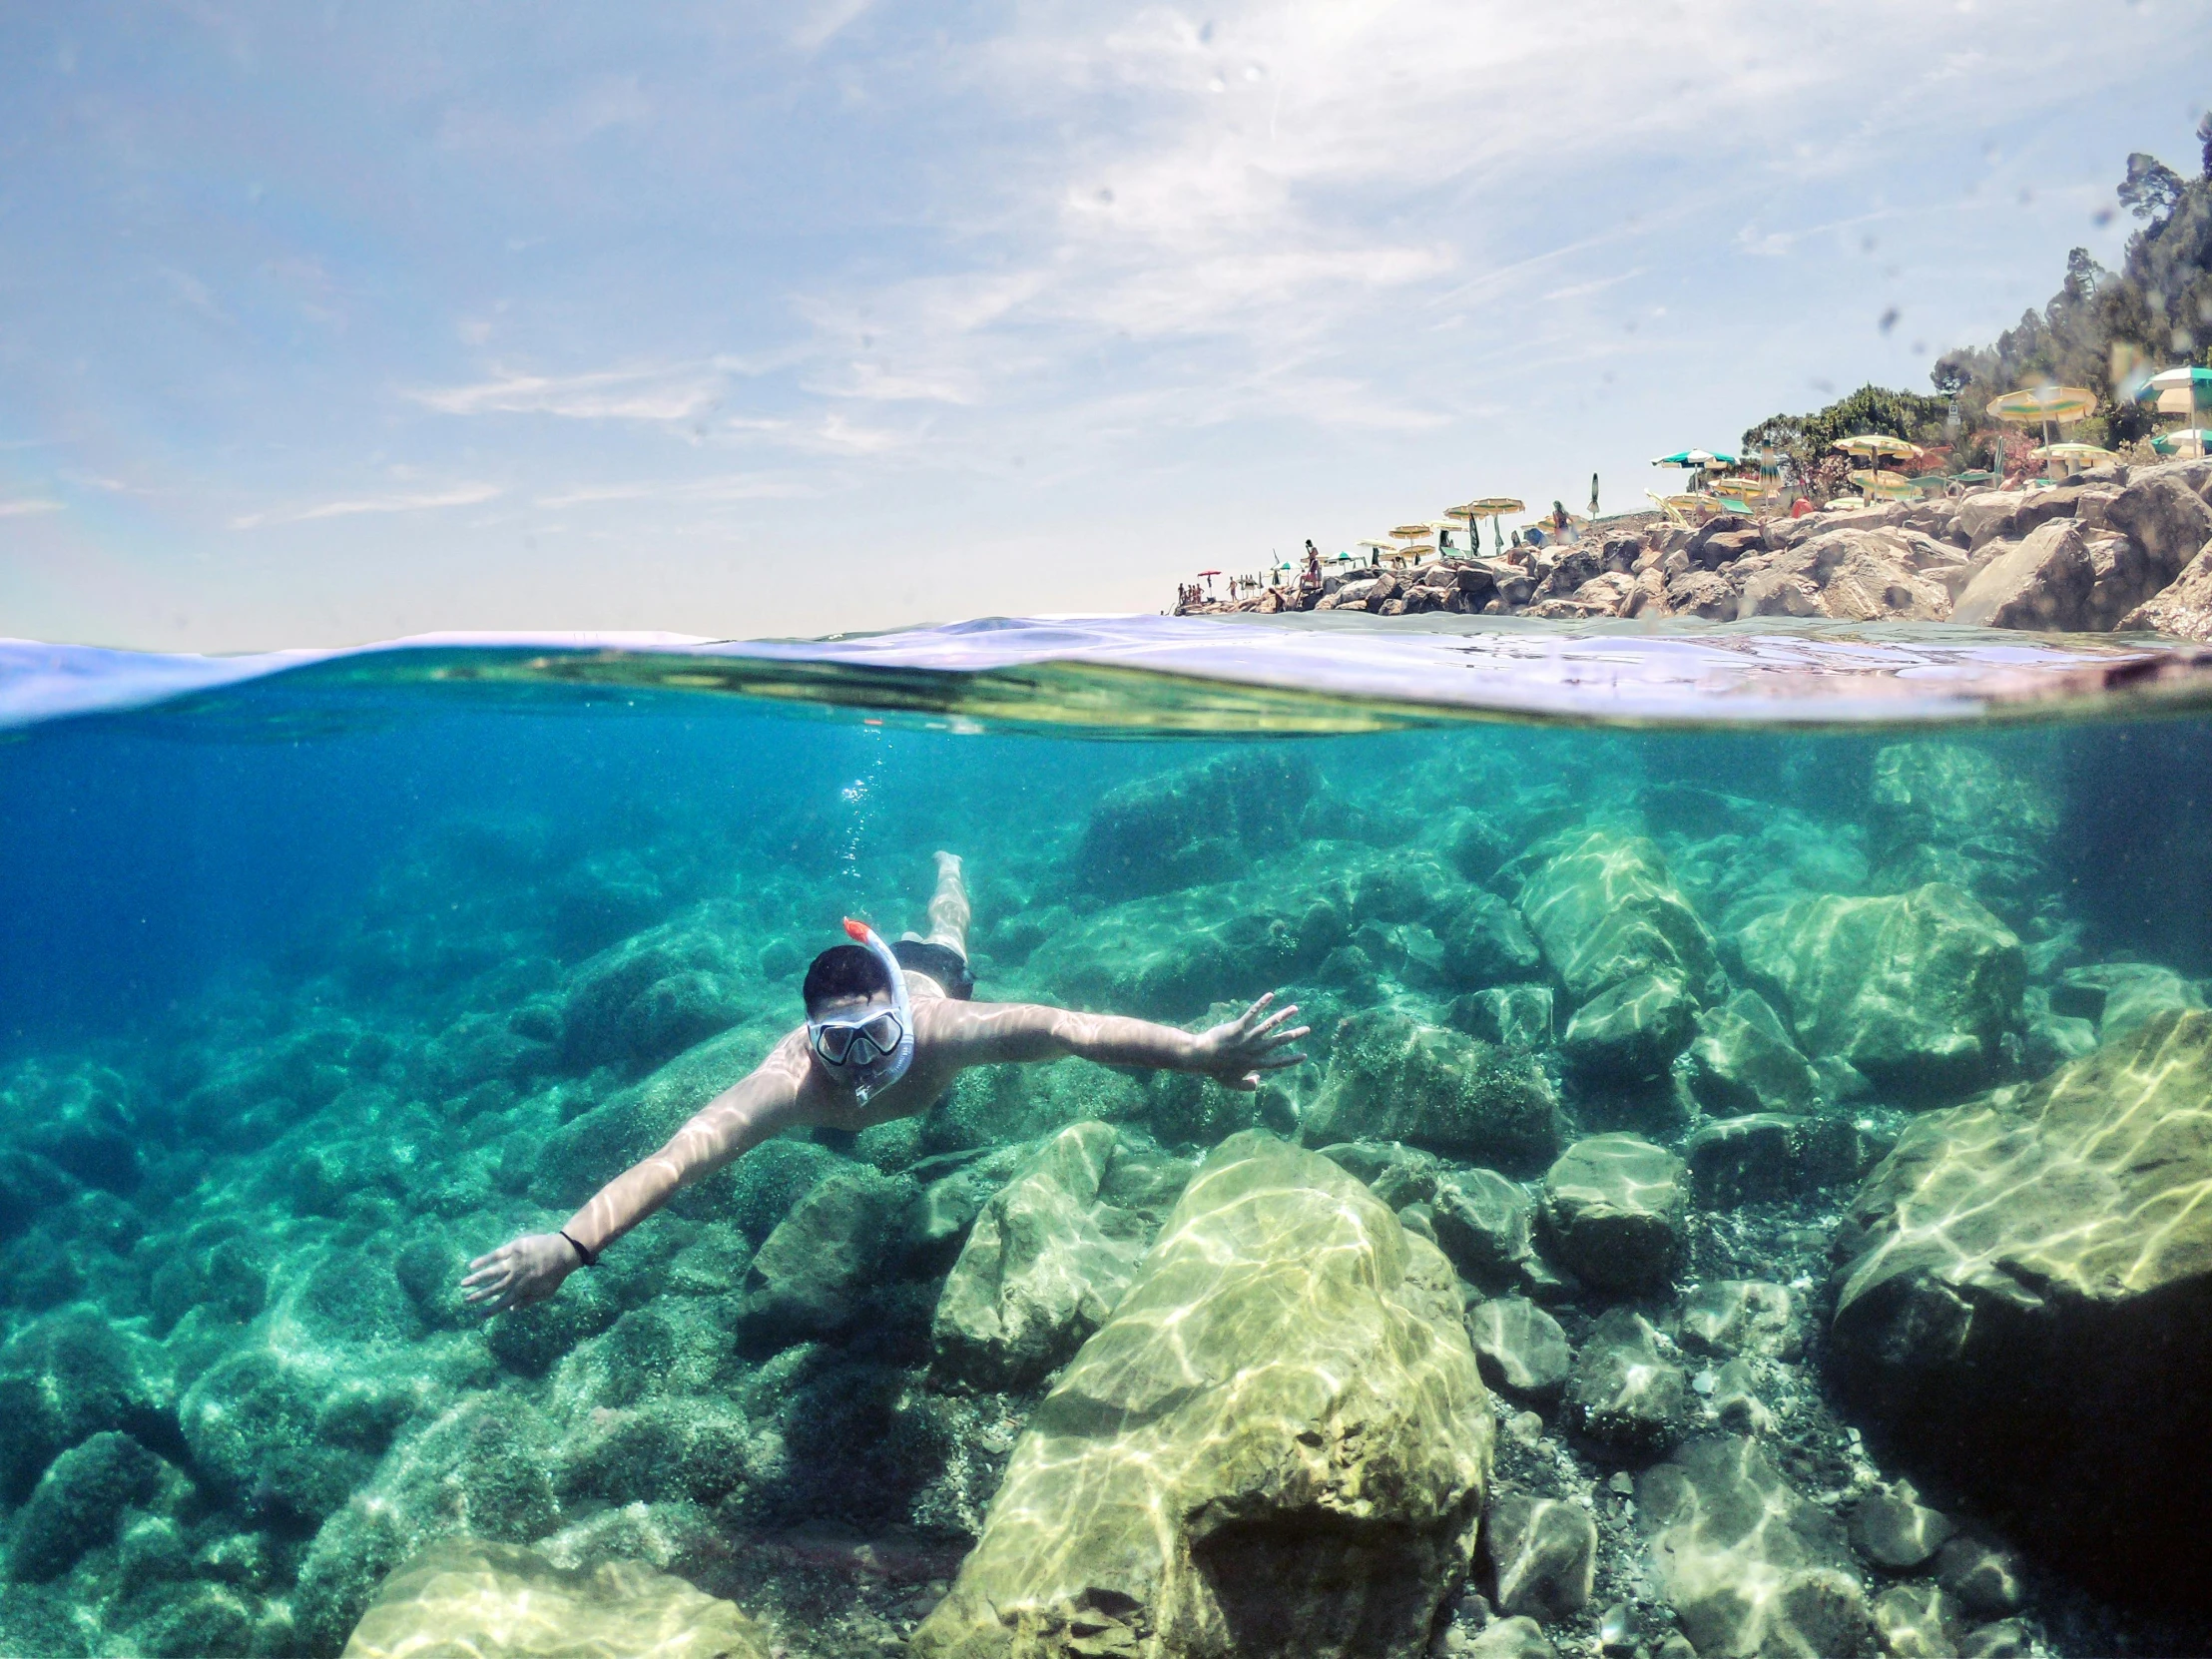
left=1848, top=468, right=1919, bottom=500
left=1833, top=433, right=1923, bottom=461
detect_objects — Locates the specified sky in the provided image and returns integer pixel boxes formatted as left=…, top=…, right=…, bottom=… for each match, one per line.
left=1, top=0, right=2206, bottom=652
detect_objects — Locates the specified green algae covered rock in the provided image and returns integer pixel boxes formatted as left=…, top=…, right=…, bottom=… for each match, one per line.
left=1636, top=1436, right=1876, bottom=1659
left=6, top=1431, right=175, bottom=1583
left=1828, top=1008, right=2212, bottom=1601
left=340, top=1536, right=772, bottom=1659
left=1515, top=829, right=1723, bottom=1007
left=1736, top=883, right=2022, bottom=1101
left=531, top=1026, right=774, bottom=1217
left=1539, top=1135, right=1686, bottom=1293
left=740, top=1164, right=918, bottom=1343
left=1074, top=751, right=1320, bottom=900
left=910, top=1131, right=1493, bottom=1659
left=932, top=1121, right=1151, bottom=1389
left=1306, top=1009, right=1564, bottom=1167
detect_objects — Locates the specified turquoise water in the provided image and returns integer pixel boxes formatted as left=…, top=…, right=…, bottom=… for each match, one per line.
left=3, top=619, right=2211, bottom=1658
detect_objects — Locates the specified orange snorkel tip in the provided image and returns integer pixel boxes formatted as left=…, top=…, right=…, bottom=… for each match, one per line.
left=842, top=917, right=872, bottom=943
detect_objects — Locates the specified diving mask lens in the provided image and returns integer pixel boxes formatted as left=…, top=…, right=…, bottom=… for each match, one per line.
left=814, top=1010, right=904, bottom=1067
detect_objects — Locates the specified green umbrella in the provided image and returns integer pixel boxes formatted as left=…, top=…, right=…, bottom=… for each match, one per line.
left=2152, top=429, right=2212, bottom=457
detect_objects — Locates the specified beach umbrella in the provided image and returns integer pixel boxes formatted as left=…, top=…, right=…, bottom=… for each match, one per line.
left=1650, top=449, right=1739, bottom=467
left=1832, top=434, right=1923, bottom=462
left=1848, top=468, right=1918, bottom=500
left=1389, top=523, right=1433, bottom=539
left=2135, top=365, right=2212, bottom=404
left=2152, top=430, right=2212, bottom=458
left=1984, top=384, right=2096, bottom=447
left=2030, top=442, right=2116, bottom=466
left=1452, top=497, right=1524, bottom=556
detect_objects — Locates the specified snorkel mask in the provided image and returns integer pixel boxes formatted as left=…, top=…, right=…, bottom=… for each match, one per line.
left=806, top=919, right=914, bottom=1105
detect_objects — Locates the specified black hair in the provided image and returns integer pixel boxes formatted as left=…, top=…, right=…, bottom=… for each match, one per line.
left=803, top=943, right=892, bottom=1014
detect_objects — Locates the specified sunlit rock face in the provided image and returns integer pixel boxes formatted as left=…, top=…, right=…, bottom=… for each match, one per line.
left=1735, top=884, right=2023, bottom=1103
left=1828, top=1009, right=2212, bottom=1601
left=909, top=1131, right=1493, bottom=1659
left=1636, top=1436, right=1877, bottom=1659
left=340, top=1536, right=772, bottom=1659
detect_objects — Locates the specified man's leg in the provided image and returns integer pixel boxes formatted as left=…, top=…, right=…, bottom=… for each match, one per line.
left=924, top=850, right=970, bottom=957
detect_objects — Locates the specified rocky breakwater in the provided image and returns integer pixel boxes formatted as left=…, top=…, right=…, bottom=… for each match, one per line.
left=1180, top=458, right=2212, bottom=638
left=910, top=1131, right=1494, bottom=1659
left=1827, top=1008, right=2212, bottom=1602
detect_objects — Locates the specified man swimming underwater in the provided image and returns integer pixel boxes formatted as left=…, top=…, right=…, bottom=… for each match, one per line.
left=462, top=852, right=1308, bottom=1313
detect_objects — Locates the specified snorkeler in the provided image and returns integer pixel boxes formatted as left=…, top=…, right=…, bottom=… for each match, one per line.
left=461, top=851, right=1308, bottom=1313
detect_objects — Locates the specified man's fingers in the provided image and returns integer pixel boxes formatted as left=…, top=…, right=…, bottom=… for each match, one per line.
left=466, top=1251, right=504, bottom=1273
left=1251, top=1004, right=1300, bottom=1036
left=1253, top=1049, right=1308, bottom=1071
left=1239, top=992, right=1275, bottom=1026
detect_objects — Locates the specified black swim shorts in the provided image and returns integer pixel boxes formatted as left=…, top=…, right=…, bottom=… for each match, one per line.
left=891, top=938, right=975, bottom=1000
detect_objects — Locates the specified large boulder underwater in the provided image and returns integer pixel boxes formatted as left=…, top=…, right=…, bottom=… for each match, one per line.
left=1827, top=1007, right=2212, bottom=1604
left=910, top=1132, right=1494, bottom=1659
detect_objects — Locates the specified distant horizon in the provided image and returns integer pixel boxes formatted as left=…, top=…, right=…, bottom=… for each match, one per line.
left=2, top=1, right=2205, bottom=652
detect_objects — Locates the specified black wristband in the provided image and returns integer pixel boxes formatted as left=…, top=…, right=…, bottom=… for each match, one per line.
left=558, top=1229, right=598, bottom=1268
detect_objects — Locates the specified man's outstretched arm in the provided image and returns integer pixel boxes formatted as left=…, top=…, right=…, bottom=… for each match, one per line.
left=462, top=1031, right=814, bottom=1314
left=943, top=992, right=1309, bottom=1091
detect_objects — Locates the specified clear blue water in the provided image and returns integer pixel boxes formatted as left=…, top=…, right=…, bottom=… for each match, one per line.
left=2, top=618, right=2210, bottom=1657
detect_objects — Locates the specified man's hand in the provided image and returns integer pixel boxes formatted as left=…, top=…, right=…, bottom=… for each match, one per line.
left=1193, top=993, right=1310, bottom=1091
left=461, top=1232, right=582, bottom=1316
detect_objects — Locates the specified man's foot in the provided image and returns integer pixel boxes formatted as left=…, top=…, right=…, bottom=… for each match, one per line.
left=934, top=850, right=962, bottom=878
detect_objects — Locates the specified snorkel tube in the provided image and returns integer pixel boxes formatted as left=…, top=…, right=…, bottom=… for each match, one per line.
left=812, top=918, right=914, bottom=1106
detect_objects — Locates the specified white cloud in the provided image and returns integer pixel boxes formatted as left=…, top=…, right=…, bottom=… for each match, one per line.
left=0, top=498, right=64, bottom=518
left=232, top=483, right=502, bottom=529
left=408, top=365, right=725, bottom=422
left=534, top=474, right=805, bottom=508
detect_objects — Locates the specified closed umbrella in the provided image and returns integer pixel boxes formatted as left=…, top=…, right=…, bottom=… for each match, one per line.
left=1452, top=497, right=1524, bottom=556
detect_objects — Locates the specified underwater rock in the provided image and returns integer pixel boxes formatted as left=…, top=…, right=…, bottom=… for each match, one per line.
left=1073, top=751, right=1320, bottom=899
left=1829, top=1009, right=2212, bottom=1601
left=1432, top=1168, right=1535, bottom=1286
left=484, top=1269, right=626, bottom=1378
left=1560, top=971, right=1698, bottom=1084
left=2, top=1061, right=143, bottom=1196
left=1932, top=1534, right=2026, bottom=1619
left=1674, top=1281, right=1798, bottom=1363
left=1683, top=1113, right=1861, bottom=1208
left=2050, top=959, right=2204, bottom=1040
left=932, top=1121, right=1151, bottom=1389
left=1869, top=1584, right=1962, bottom=1659
left=339, top=1535, right=772, bottom=1659
left=295, top=1393, right=564, bottom=1655
left=554, top=909, right=764, bottom=1077
left=1318, top=1139, right=1442, bottom=1209
left=1563, top=1309, right=1688, bottom=1455
left=1485, top=1492, right=1596, bottom=1621
left=6, top=1431, right=173, bottom=1583
left=1465, top=1296, right=1571, bottom=1401
left=1866, top=744, right=2055, bottom=923
left=1440, top=891, right=1545, bottom=988
left=2119, top=539, right=2212, bottom=639
left=1453, top=984, right=1555, bottom=1050
left=1735, top=884, right=2023, bottom=1102
left=1514, top=830, right=1723, bottom=1010
left=1637, top=1436, right=1876, bottom=1659
left=909, top=1131, right=1492, bottom=1659
left=1025, top=880, right=1344, bottom=1020
left=1307, top=1009, right=1565, bottom=1167
left=0, top=1148, right=77, bottom=1244
left=0, top=1309, right=174, bottom=1503
left=740, top=1164, right=918, bottom=1344
left=1685, top=990, right=1820, bottom=1116
left=532, top=1027, right=769, bottom=1217
left=1538, top=1135, right=1686, bottom=1293
left=1848, top=1480, right=1956, bottom=1571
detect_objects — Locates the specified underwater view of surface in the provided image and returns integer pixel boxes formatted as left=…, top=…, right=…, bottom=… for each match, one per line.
left=3, top=617, right=2212, bottom=1659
